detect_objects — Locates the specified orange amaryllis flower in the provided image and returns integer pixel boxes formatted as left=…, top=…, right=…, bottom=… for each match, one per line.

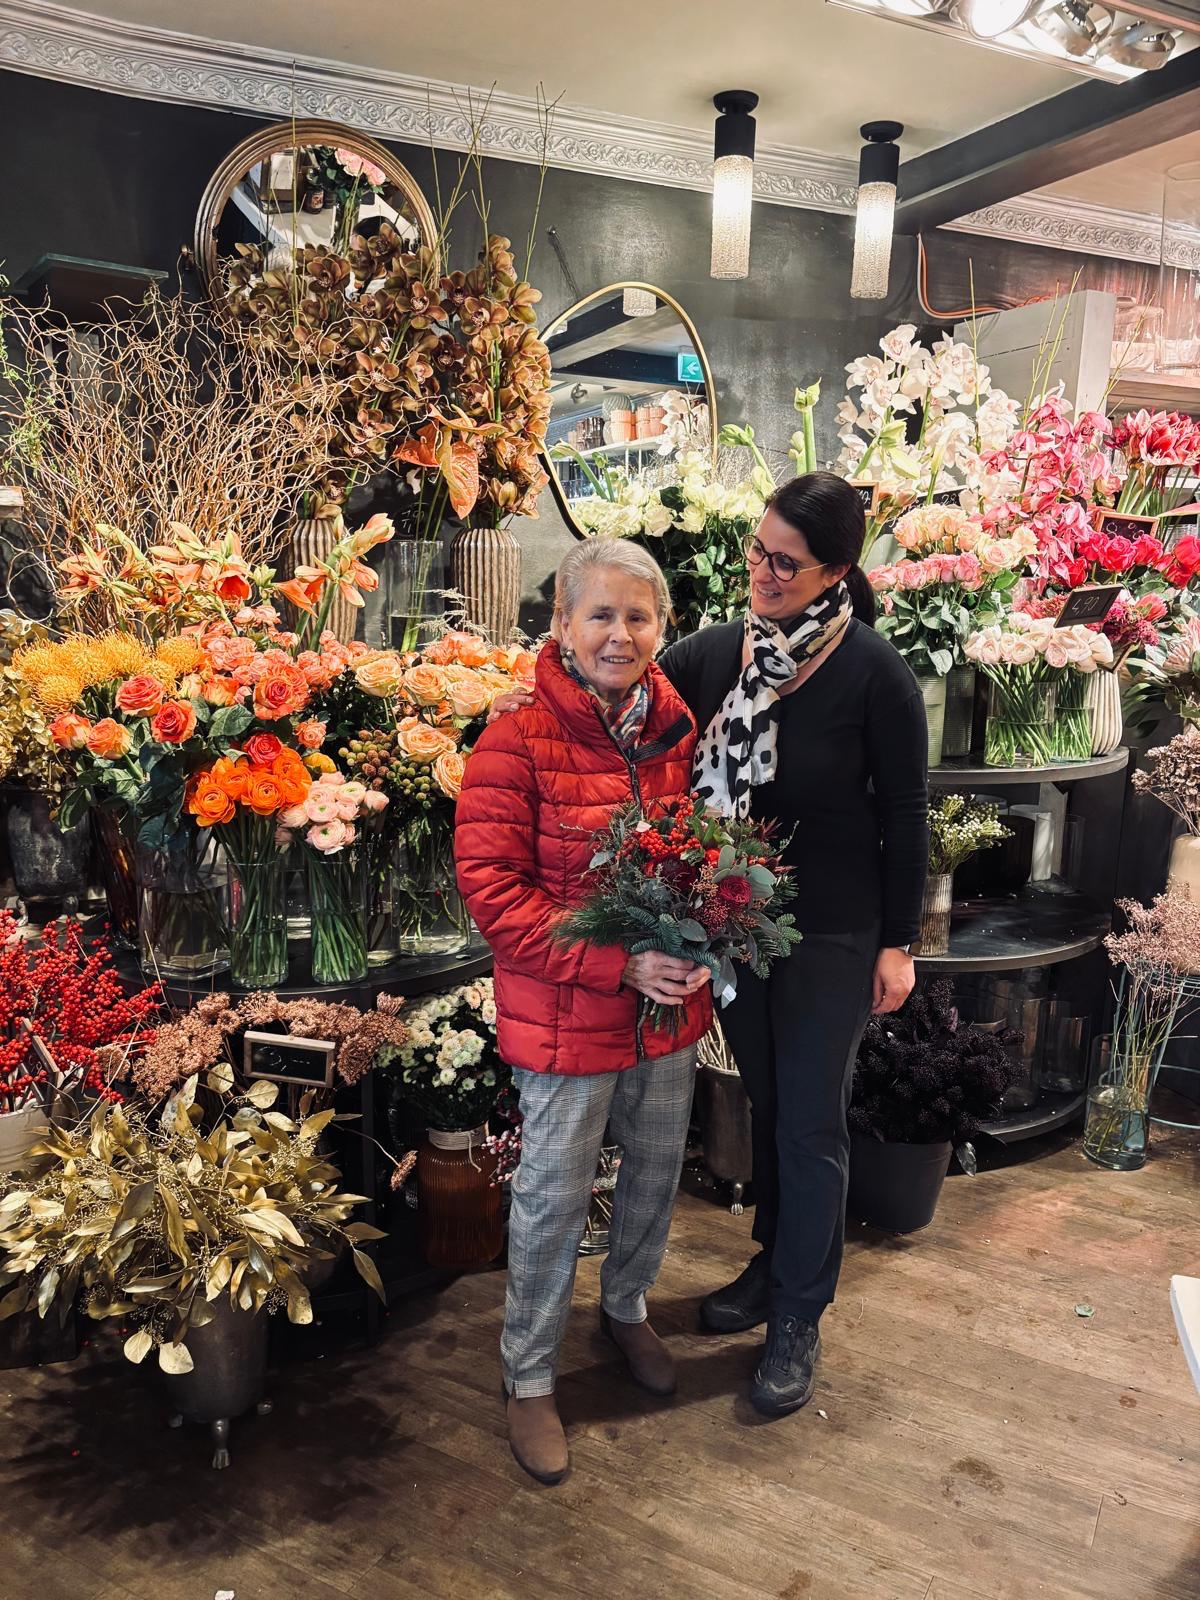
left=60, top=547, right=111, bottom=594
left=209, top=564, right=253, bottom=605
left=275, top=573, right=326, bottom=616
left=348, top=513, right=395, bottom=559
left=394, top=422, right=441, bottom=471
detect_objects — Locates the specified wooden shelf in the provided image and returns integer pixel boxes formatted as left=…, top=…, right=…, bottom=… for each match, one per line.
left=1110, top=369, right=1200, bottom=415
left=929, top=749, right=1130, bottom=787
left=556, top=434, right=666, bottom=462
left=915, top=885, right=1110, bottom=973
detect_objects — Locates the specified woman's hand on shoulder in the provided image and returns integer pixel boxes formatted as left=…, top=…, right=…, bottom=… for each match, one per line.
left=487, top=686, right=536, bottom=724
left=623, top=951, right=711, bottom=1007
left=871, top=946, right=915, bottom=1015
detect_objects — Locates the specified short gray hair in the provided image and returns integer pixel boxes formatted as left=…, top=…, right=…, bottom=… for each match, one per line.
left=552, top=538, right=671, bottom=639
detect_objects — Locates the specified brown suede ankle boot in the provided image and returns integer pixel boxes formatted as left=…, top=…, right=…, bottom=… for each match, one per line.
left=600, top=1307, right=677, bottom=1396
left=505, top=1391, right=569, bottom=1485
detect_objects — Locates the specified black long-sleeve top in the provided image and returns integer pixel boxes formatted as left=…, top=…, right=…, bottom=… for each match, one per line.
left=659, top=618, right=929, bottom=948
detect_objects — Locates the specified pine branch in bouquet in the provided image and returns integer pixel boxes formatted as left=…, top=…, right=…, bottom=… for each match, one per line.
left=557, top=797, right=801, bottom=1017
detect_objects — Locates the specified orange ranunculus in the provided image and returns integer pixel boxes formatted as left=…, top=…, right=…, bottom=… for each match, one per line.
left=49, top=712, right=91, bottom=750
left=115, top=674, right=165, bottom=716
left=86, top=718, right=132, bottom=760
left=397, top=720, right=458, bottom=764
left=253, top=663, right=309, bottom=721
left=211, top=754, right=250, bottom=799
left=270, top=752, right=312, bottom=806
left=201, top=675, right=240, bottom=707
left=432, top=749, right=466, bottom=800
left=186, top=775, right=236, bottom=827
left=446, top=674, right=492, bottom=720
left=244, top=772, right=285, bottom=816
left=150, top=700, right=197, bottom=744
left=402, top=664, right=448, bottom=706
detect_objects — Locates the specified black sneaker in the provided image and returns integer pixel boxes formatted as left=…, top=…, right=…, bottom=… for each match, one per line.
left=750, top=1315, right=820, bottom=1418
left=699, top=1250, right=772, bottom=1333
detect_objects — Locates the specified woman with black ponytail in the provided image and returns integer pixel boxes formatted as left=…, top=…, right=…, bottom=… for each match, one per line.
left=658, top=470, right=929, bottom=1420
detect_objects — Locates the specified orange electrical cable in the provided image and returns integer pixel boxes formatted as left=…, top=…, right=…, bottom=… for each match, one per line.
left=915, top=233, right=1056, bottom=322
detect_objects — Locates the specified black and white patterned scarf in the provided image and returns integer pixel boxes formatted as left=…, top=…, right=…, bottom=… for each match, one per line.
left=694, top=585, right=852, bottom=818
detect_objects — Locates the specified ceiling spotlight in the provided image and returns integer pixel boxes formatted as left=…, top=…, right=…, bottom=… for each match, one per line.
left=1021, top=0, right=1113, bottom=56
left=951, top=0, right=1037, bottom=38
left=851, top=120, right=903, bottom=301
left=710, top=90, right=758, bottom=280
left=1101, top=19, right=1177, bottom=67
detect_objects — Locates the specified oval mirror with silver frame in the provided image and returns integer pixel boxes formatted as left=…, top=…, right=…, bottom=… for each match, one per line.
left=541, top=283, right=717, bottom=538
left=194, top=120, right=438, bottom=293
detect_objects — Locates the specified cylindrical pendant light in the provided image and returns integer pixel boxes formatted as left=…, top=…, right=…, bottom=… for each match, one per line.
left=850, top=121, right=903, bottom=302
left=710, top=90, right=758, bottom=280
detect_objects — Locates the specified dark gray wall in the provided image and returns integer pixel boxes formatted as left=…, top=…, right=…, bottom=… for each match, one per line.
left=0, top=70, right=927, bottom=623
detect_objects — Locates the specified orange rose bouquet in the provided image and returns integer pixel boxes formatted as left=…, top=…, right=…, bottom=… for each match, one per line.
left=185, top=736, right=314, bottom=987
left=334, top=630, right=537, bottom=952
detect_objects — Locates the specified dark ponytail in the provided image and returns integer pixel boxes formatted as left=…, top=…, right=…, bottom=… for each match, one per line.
left=767, top=471, right=876, bottom=627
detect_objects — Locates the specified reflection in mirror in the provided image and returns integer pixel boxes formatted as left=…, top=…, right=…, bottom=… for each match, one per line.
left=541, top=284, right=716, bottom=537
left=194, top=121, right=437, bottom=293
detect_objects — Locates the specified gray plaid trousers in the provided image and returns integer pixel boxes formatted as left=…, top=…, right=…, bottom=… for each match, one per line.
left=501, top=1046, right=697, bottom=1398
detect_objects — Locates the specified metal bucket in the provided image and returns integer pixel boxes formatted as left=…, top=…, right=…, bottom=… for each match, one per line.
left=161, top=1296, right=270, bottom=1469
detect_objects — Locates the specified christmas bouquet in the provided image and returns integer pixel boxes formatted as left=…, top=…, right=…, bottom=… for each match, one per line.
left=558, top=796, right=802, bottom=1018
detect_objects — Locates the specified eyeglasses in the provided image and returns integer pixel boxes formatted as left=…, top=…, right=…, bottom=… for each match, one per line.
left=746, top=537, right=825, bottom=585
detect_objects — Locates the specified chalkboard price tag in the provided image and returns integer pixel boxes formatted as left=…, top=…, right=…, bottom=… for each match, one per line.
left=1056, top=585, right=1123, bottom=629
left=929, top=488, right=964, bottom=508
left=1090, top=509, right=1159, bottom=541
left=243, top=1030, right=336, bottom=1088
left=850, top=480, right=879, bottom=513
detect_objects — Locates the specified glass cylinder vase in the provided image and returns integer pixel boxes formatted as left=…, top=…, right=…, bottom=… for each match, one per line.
left=941, top=664, right=976, bottom=760
left=307, top=846, right=368, bottom=986
left=226, top=851, right=288, bottom=989
left=1158, top=161, right=1200, bottom=376
left=984, top=677, right=1056, bottom=769
left=417, top=1125, right=502, bottom=1269
left=91, top=809, right=139, bottom=946
left=363, top=821, right=401, bottom=967
left=918, top=871, right=953, bottom=958
left=136, top=826, right=230, bottom=981
left=1082, top=1033, right=1150, bottom=1172
left=1050, top=671, right=1092, bottom=763
left=395, top=820, right=470, bottom=956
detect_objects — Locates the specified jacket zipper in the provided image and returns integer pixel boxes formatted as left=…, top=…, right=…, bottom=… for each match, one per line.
left=592, top=704, right=647, bottom=1059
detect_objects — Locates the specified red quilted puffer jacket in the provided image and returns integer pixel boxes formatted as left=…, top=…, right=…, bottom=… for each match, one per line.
left=455, top=641, right=712, bottom=1075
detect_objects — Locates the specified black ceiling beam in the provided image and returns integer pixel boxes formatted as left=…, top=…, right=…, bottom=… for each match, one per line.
left=894, top=45, right=1200, bottom=235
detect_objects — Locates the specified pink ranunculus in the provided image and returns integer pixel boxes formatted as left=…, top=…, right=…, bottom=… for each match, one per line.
left=306, top=819, right=352, bottom=854
left=362, top=789, right=389, bottom=812
left=304, top=795, right=341, bottom=824
left=334, top=799, right=361, bottom=822
left=1044, top=641, right=1071, bottom=669
left=279, top=803, right=310, bottom=829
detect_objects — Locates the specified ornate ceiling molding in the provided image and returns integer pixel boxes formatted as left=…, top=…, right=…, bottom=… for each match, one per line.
left=1, top=1, right=1189, bottom=266
left=0, top=0, right=858, bottom=211
left=948, top=192, right=1200, bottom=270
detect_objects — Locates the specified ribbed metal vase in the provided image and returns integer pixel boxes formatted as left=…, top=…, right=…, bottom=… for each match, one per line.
left=291, top=512, right=356, bottom=643
left=450, top=525, right=522, bottom=646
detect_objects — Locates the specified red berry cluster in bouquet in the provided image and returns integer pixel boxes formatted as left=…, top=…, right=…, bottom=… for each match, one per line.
left=0, top=912, right=160, bottom=1114
left=559, top=797, right=802, bottom=1016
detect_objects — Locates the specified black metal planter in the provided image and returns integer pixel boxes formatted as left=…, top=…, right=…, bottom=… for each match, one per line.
left=847, top=1131, right=952, bottom=1234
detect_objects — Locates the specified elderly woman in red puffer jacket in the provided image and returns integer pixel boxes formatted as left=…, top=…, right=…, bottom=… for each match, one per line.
left=455, top=538, right=711, bottom=1487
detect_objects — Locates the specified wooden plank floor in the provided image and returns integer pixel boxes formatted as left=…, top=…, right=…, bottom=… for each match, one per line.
left=2, top=1123, right=1198, bottom=1600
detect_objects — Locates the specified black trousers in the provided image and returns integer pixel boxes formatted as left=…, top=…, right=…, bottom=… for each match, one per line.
left=717, top=926, right=879, bottom=1325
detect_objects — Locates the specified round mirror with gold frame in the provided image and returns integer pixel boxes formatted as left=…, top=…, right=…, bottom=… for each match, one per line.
left=194, top=120, right=438, bottom=292
left=541, top=282, right=717, bottom=538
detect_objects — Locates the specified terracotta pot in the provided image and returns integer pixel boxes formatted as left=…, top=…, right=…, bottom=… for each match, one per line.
left=417, top=1125, right=502, bottom=1269
left=450, top=525, right=522, bottom=646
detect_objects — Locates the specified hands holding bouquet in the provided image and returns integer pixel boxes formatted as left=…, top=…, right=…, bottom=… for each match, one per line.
left=559, top=796, right=802, bottom=1022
